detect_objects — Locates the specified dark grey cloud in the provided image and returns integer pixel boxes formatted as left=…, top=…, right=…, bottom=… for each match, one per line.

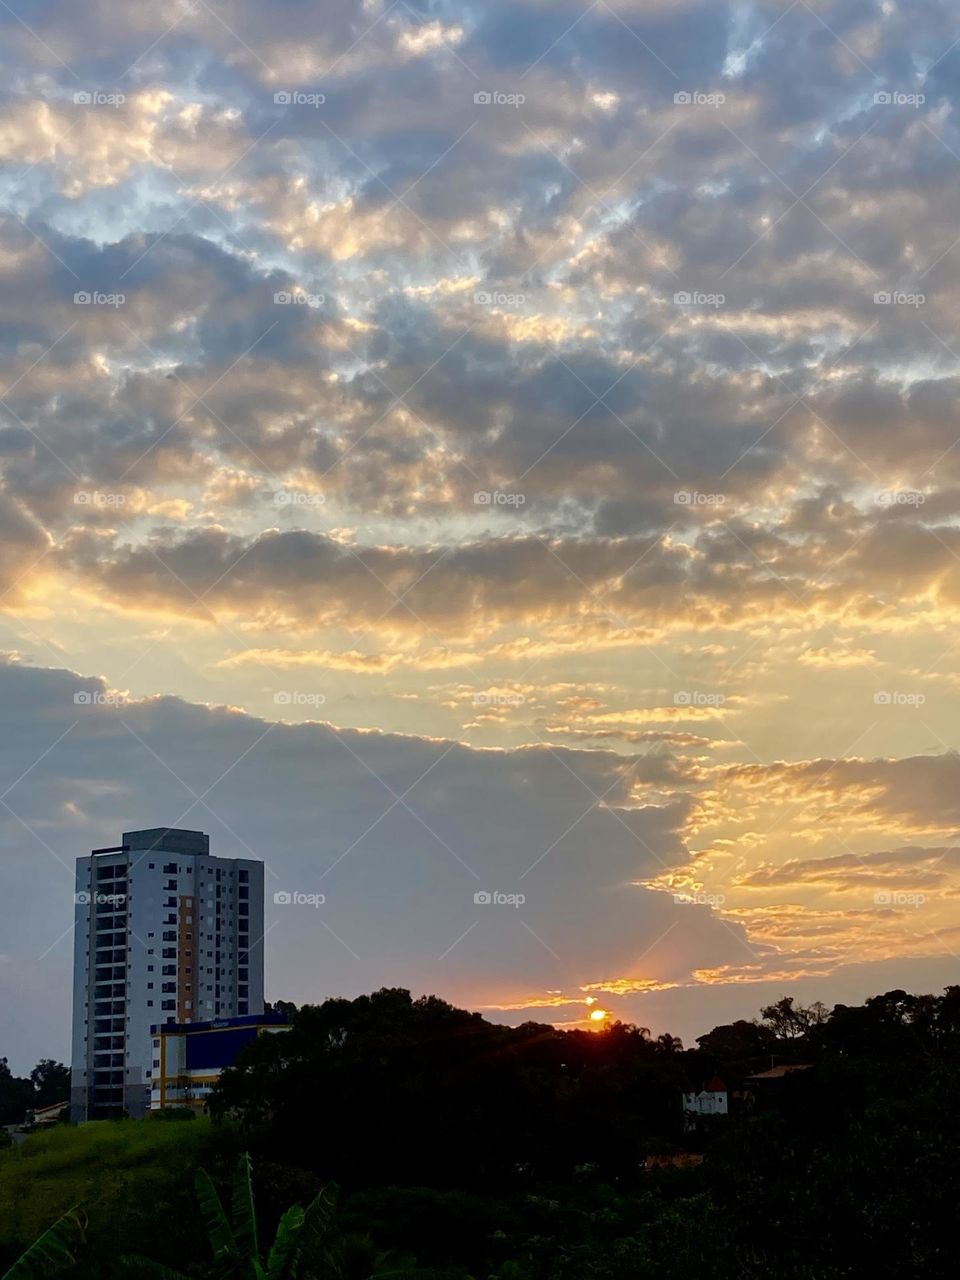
left=0, top=655, right=746, bottom=1069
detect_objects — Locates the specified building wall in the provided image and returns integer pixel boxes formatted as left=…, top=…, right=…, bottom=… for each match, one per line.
left=149, top=1015, right=288, bottom=1111
left=70, top=830, right=265, bottom=1122
left=682, top=1089, right=728, bottom=1116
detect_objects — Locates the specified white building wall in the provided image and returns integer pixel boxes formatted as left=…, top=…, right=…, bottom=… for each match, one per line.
left=70, top=830, right=265, bottom=1122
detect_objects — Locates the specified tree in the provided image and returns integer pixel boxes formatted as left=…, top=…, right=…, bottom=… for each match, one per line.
left=28, top=1063, right=70, bottom=1111
left=0, top=1059, right=33, bottom=1127
left=760, top=997, right=825, bottom=1042
left=122, top=1153, right=341, bottom=1280
left=0, top=1207, right=86, bottom=1280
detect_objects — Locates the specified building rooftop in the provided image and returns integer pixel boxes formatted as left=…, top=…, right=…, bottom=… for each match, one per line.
left=151, top=1011, right=289, bottom=1035
left=122, top=828, right=210, bottom=855
left=745, top=1064, right=814, bottom=1080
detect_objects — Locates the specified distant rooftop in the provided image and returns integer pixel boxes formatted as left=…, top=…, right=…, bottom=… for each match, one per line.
left=122, top=828, right=210, bottom=855
left=745, top=1064, right=814, bottom=1081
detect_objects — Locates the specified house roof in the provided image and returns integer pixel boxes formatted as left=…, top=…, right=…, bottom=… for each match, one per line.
left=32, top=1100, right=69, bottom=1115
left=705, top=1075, right=726, bottom=1092
left=745, top=1063, right=814, bottom=1080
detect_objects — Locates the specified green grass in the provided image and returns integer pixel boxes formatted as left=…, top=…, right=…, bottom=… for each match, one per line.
left=0, top=1118, right=231, bottom=1278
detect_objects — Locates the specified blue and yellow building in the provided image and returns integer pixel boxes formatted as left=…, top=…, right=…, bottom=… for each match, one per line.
left=149, top=1011, right=289, bottom=1111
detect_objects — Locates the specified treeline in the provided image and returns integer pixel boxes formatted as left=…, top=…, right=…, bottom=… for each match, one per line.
left=206, top=986, right=960, bottom=1277
left=0, top=1057, right=69, bottom=1128
left=3, top=988, right=960, bottom=1278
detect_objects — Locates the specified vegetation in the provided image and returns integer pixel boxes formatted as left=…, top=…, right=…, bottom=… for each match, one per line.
left=3, top=986, right=960, bottom=1278
left=0, top=1061, right=70, bottom=1126
left=121, top=1152, right=343, bottom=1280
left=0, top=1207, right=85, bottom=1280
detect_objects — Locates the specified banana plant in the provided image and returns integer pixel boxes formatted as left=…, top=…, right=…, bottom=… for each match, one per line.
left=0, top=1206, right=86, bottom=1280
left=122, top=1153, right=340, bottom=1280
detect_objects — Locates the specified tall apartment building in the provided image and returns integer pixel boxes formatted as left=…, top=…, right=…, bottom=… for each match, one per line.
left=70, top=827, right=265, bottom=1121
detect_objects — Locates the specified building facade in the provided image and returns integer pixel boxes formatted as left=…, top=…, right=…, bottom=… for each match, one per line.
left=70, top=828, right=265, bottom=1122
left=681, top=1075, right=728, bottom=1131
left=149, top=1012, right=289, bottom=1111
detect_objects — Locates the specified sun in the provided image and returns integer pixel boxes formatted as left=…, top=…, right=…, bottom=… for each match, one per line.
left=589, top=1008, right=609, bottom=1023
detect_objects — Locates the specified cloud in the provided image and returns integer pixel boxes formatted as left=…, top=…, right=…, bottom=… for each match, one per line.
left=0, top=655, right=751, bottom=1067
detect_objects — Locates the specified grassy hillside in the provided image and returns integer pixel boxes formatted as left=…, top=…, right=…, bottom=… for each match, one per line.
left=0, top=1117, right=229, bottom=1277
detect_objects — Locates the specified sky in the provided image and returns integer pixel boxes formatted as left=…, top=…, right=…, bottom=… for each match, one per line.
left=3, top=0, right=960, bottom=1071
